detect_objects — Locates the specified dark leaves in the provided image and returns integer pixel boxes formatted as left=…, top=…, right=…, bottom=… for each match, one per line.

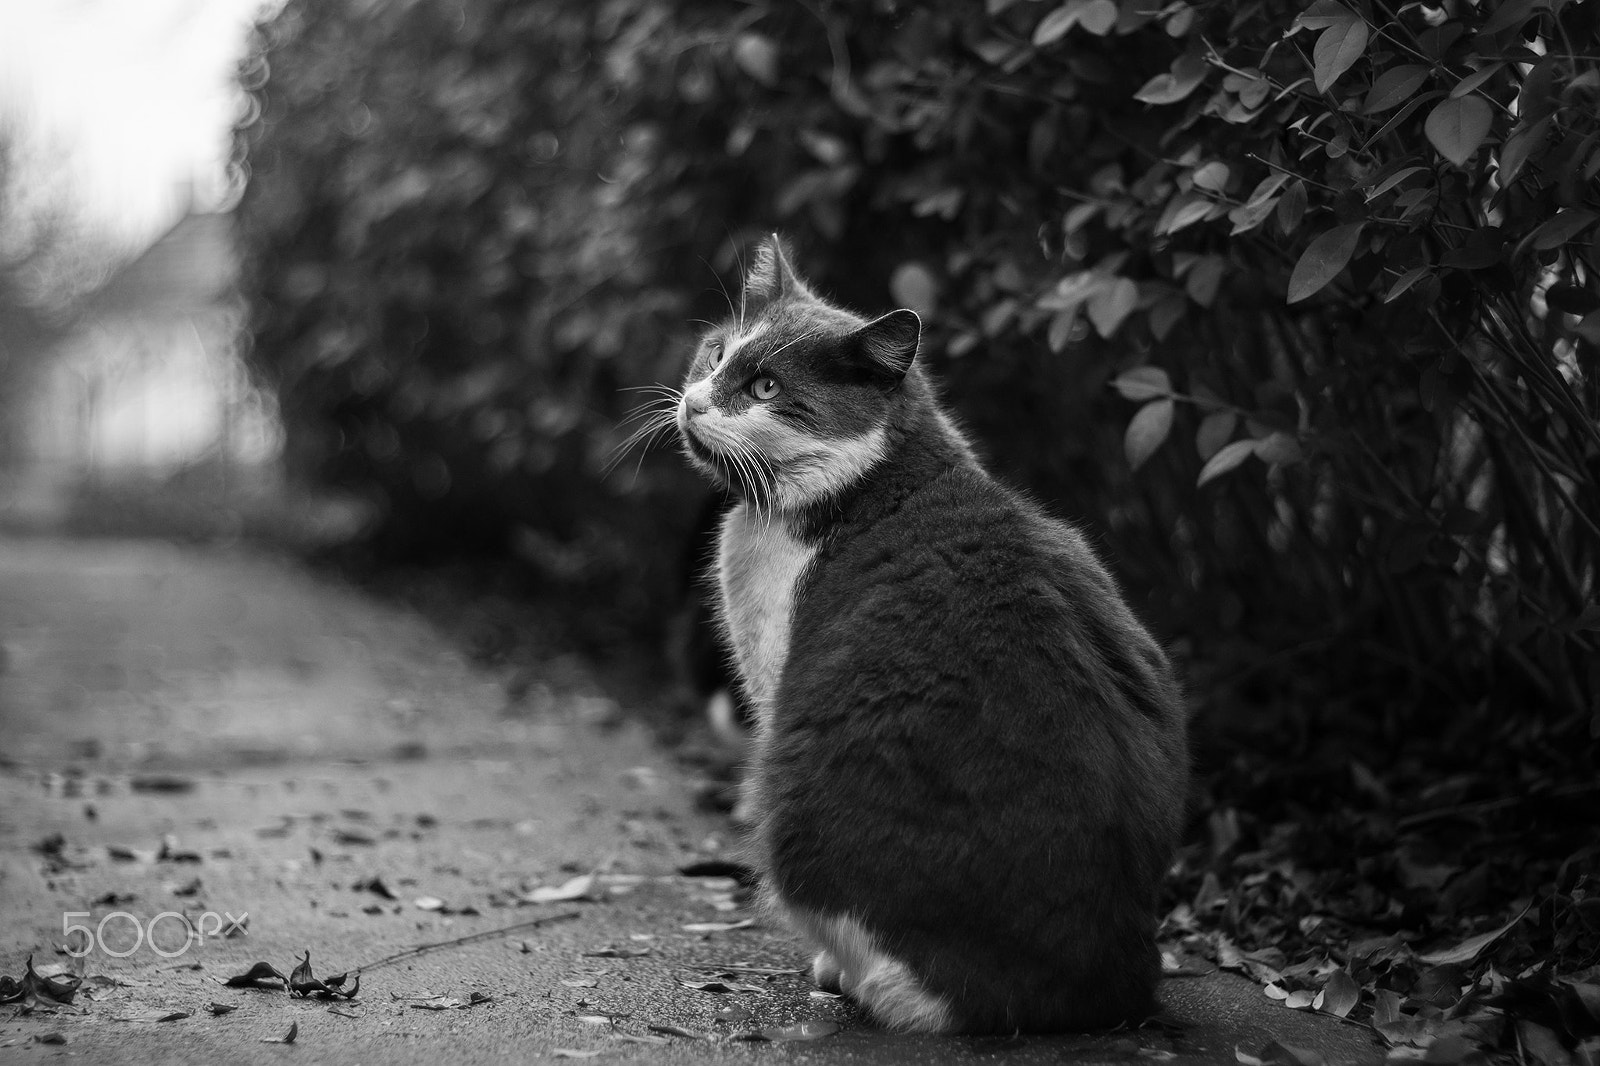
left=261, top=1021, right=298, bottom=1044
left=289, top=951, right=360, bottom=999
left=0, top=956, right=83, bottom=1011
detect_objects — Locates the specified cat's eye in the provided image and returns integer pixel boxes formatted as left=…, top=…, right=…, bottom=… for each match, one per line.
left=707, top=340, right=725, bottom=366
left=750, top=376, right=781, bottom=400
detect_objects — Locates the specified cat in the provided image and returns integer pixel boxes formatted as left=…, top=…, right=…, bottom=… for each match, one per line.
left=673, top=236, right=1189, bottom=1034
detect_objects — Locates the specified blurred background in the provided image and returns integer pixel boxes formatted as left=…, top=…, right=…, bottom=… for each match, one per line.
left=2, top=0, right=1596, bottom=832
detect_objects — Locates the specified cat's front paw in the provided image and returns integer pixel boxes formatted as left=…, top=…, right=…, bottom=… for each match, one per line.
left=812, top=950, right=844, bottom=994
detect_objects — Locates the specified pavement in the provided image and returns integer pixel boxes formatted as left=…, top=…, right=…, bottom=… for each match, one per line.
left=0, top=535, right=1387, bottom=1065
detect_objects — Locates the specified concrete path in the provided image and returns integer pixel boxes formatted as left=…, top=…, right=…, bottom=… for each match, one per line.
left=0, top=536, right=1385, bottom=1065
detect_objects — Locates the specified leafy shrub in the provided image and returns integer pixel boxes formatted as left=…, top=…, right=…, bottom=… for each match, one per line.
left=236, top=0, right=1598, bottom=748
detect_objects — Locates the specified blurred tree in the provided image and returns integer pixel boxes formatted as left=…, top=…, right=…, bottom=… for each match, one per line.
left=236, top=0, right=1597, bottom=757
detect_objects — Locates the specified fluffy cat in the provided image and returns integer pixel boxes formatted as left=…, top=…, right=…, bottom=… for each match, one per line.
left=673, top=237, right=1188, bottom=1033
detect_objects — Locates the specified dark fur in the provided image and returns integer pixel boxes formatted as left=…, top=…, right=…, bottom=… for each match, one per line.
left=684, top=238, right=1189, bottom=1033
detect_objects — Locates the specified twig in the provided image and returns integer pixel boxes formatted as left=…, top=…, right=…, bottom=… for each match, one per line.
left=1397, top=783, right=1600, bottom=829
left=354, top=911, right=582, bottom=973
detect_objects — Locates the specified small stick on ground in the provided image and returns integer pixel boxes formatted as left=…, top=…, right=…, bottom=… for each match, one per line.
left=356, top=911, right=582, bottom=973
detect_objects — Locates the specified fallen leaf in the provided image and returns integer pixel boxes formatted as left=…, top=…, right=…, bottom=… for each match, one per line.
left=1315, top=969, right=1361, bottom=1017
left=16, top=955, right=82, bottom=1008
left=522, top=874, right=597, bottom=904
left=353, top=876, right=398, bottom=899
left=582, top=945, right=650, bottom=958
left=207, top=1002, right=237, bottom=1015
left=550, top=1051, right=606, bottom=1060
left=261, top=1021, right=298, bottom=1044
left=609, top=1033, right=668, bottom=1045
left=1417, top=907, right=1531, bottom=966
left=222, top=961, right=286, bottom=989
left=31, top=1033, right=67, bottom=1045
left=130, top=774, right=195, bottom=794
left=646, top=1024, right=705, bottom=1039
left=113, top=1009, right=191, bottom=1023
left=682, top=918, right=756, bottom=933
left=415, top=896, right=446, bottom=911
left=288, top=951, right=360, bottom=999
left=679, top=978, right=767, bottom=994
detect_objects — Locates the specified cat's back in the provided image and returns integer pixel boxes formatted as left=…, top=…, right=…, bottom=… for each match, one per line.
left=766, top=459, right=1186, bottom=1031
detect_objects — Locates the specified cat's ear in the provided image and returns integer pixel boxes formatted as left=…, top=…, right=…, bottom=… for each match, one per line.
left=743, top=234, right=813, bottom=308
left=852, top=309, right=920, bottom=382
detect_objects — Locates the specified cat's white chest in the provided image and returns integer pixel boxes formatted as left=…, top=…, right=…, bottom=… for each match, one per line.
left=717, top=504, right=817, bottom=727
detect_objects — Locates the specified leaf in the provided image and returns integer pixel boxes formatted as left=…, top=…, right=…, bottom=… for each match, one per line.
left=261, top=1021, right=298, bottom=1044
left=1312, top=17, right=1368, bottom=93
left=1479, top=0, right=1537, bottom=36
left=206, top=1002, right=237, bottom=1015
left=1192, top=162, right=1230, bottom=192
left=732, top=34, right=779, bottom=87
left=114, top=1009, right=191, bottom=1023
left=1033, top=4, right=1081, bottom=46
left=889, top=262, right=939, bottom=316
left=1292, top=0, right=1357, bottom=31
left=1532, top=209, right=1598, bottom=251
left=646, top=1024, right=706, bottom=1039
left=1316, top=970, right=1361, bottom=1017
left=1277, top=180, right=1308, bottom=234
left=1198, top=439, right=1258, bottom=487
left=1287, top=224, right=1364, bottom=303
left=1255, top=432, right=1303, bottom=466
left=679, top=979, right=768, bottom=994
left=1365, top=166, right=1429, bottom=201
left=1186, top=256, right=1226, bottom=306
left=521, top=874, right=597, bottom=904
left=1111, top=366, right=1171, bottom=401
left=1426, top=96, right=1493, bottom=166
left=583, top=945, right=652, bottom=958
left=1134, top=52, right=1208, bottom=105
left=1125, top=400, right=1175, bottom=471
left=19, top=956, right=81, bottom=1007
left=1077, top=0, right=1118, bottom=35
left=1196, top=411, right=1238, bottom=460
left=1088, top=277, right=1139, bottom=337
left=221, top=961, right=287, bottom=988
left=1385, top=266, right=1432, bottom=303
left=681, top=918, right=757, bottom=933
left=1416, top=906, right=1530, bottom=965
left=550, top=1050, right=606, bottom=1059
left=1451, top=62, right=1505, bottom=99
left=1499, top=115, right=1553, bottom=184
left=1364, top=64, right=1429, bottom=113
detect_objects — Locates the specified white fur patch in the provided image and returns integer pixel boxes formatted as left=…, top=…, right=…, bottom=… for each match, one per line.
left=722, top=322, right=768, bottom=363
left=745, top=412, right=887, bottom=511
left=777, top=900, right=956, bottom=1032
left=717, top=503, right=816, bottom=730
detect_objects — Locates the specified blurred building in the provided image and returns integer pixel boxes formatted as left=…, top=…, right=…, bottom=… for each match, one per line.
left=2, top=205, right=280, bottom=525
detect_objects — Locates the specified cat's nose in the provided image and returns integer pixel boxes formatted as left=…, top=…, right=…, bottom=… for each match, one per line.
left=684, top=393, right=711, bottom=416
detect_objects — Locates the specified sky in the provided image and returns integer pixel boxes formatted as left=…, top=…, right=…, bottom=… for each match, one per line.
left=0, top=0, right=277, bottom=252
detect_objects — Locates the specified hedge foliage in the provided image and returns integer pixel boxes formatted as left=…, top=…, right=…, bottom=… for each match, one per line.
left=236, top=0, right=1599, bottom=742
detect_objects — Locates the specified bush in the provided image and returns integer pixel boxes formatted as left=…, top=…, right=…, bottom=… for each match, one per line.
left=236, top=0, right=1598, bottom=749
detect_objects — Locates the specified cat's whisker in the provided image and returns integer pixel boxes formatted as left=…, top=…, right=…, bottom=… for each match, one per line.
left=761, top=327, right=825, bottom=364
left=603, top=402, right=681, bottom=476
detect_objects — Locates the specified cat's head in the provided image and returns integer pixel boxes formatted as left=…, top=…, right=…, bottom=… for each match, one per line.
left=676, top=236, right=921, bottom=512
